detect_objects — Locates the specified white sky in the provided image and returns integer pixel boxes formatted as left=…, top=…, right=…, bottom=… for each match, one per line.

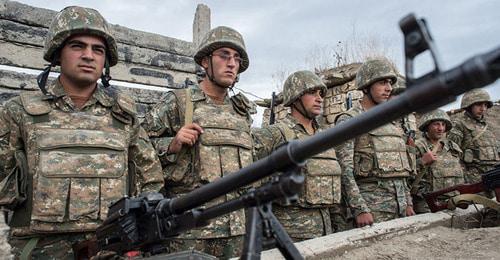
left=13, top=0, right=500, bottom=125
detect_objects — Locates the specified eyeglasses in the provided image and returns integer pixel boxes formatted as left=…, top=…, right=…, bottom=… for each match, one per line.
left=211, top=52, right=242, bottom=64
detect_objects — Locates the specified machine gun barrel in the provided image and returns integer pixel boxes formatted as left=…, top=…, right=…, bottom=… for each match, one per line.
left=164, top=44, right=500, bottom=218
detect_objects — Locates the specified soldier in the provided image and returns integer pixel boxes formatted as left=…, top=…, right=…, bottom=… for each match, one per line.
left=411, top=109, right=465, bottom=213
left=335, top=58, right=415, bottom=224
left=256, top=70, right=367, bottom=240
left=448, top=89, right=499, bottom=184
left=143, top=26, right=254, bottom=258
left=0, top=6, right=164, bottom=259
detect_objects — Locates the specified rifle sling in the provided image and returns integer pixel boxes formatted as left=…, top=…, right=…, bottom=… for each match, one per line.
left=410, top=140, right=442, bottom=195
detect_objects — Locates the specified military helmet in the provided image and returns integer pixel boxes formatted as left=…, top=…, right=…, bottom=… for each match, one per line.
left=460, top=89, right=493, bottom=109
left=356, top=59, right=397, bottom=90
left=391, top=75, right=406, bottom=96
left=418, top=109, right=452, bottom=132
left=44, top=6, right=118, bottom=66
left=283, top=70, right=327, bottom=107
left=194, top=26, right=249, bottom=73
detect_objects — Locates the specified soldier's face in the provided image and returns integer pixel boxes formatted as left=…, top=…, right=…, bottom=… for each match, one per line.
left=426, top=120, right=447, bottom=141
left=59, top=34, right=106, bottom=88
left=202, top=47, right=240, bottom=87
left=470, top=102, right=489, bottom=118
left=369, top=79, right=393, bottom=104
left=299, top=89, right=324, bottom=116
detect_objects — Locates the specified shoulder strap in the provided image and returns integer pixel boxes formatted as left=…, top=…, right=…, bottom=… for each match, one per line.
left=20, top=92, right=51, bottom=116
left=184, top=87, right=194, bottom=125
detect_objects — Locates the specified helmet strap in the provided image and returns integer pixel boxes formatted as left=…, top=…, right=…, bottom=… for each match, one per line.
left=292, top=99, right=315, bottom=120
left=36, top=58, right=57, bottom=98
left=100, top=58, right=112, bottom=88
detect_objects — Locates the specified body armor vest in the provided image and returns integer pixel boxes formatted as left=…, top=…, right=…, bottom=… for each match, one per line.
left=173, top=89, right=253, bottom=238
left=280, top=119, right=342, bottom=207
left=417, top=139, right=464, bottom=191
left=460, top=114, right=499, bottom=166
left=342, top=108, right=412, bottom=179
left=19, top=92, right=130, bottom=233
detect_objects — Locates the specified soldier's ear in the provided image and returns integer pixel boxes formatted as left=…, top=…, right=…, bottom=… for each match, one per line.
left=201, top=56, right=210, bottom=70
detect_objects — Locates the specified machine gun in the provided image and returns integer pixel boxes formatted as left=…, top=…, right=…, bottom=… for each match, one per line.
left=424, top=165, right=500, bottom=213
left=89, top=13, right=500, bottom=259
left=269, top=91, right=277, bottom=125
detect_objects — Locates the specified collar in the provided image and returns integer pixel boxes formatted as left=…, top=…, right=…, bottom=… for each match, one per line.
left=43, top=78, right=114, bottom=107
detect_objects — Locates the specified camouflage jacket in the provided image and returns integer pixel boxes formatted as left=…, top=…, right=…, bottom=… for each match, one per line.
left=335, top=103, right=413, bottom=212
left=143, top=84, right=255, bottom=239
left=413, top=137, right=464, bottom=195
left=448, top=111, right=499, bottom=173
left=0, top=80, right=163, bottom=235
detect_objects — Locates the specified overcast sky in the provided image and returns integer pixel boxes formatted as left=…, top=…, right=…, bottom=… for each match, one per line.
left=16, top=0, right=500, bottom=121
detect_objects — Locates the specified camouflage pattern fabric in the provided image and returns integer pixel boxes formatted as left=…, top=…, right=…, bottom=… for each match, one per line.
left=412, top=137, right=465, bottom=213
left=44, top=6, right=118, bottom=65
left=335, top=104, right=413, bottom=223
left=9, top=232, right=94, bottom=260
left=355, top=59, right=397, bottom=90
left=168, top=236, right=243, bottom=259
left=0, top=80, right=163, bottom=257
left=142, top=85, right=254, bottom=257
left=460, top=89, right=493, bottom=110
left=282, top=70, right=327, bottom=106
left=448, top=112, right=499, bottom=183
left=194, top=26, right=249, bottom=73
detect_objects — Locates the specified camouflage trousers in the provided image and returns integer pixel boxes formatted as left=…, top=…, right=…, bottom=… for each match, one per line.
left=357, top=178, right=409, bottom=223
left=273, top=205, right=332, bottom=241
left=330, top=203, right=355, bottom=232
left=168, top=236, right=243, bottom=259
left=9, top=232, right=94, bottom=260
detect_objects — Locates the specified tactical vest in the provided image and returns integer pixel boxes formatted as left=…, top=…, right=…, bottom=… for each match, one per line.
left=171, top=88, right=253, bottom=238
left=460, top=115, right=499, bottom=166
left=417, top=139, right=464, bottom=191
left=341, top=108, right=412, bottom=179
left=280, top=119, right=342, bottom=207
left=17, top=92, right=132, bottom=233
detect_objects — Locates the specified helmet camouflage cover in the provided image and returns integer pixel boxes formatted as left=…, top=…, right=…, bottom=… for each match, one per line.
left=44, top=6, right=118, bottom=66
left=356, top=59, right=397, bottom=90
left=460, top=88, right=493, bottom=109
left=194, top=26, right=249, bottom=73
left=283, top=70, right=327, bottom=107
left=391, top=74, right=406, bottom=96
left=418, top=109, right=452, bottom=132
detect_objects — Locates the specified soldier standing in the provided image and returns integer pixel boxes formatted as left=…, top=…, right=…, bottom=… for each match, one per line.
left=335, top=59, right=415, bottom=224
left=260, top=70, right=368, bottom=240
left=448, top=89, right=499, bottom=184
left=411, top=109, right=465, bottom=213
left=143, top=26, right=254, bottom=258
left=0, top=6, right=163, bottom=259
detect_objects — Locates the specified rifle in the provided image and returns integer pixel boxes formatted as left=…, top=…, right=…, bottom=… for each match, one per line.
left=89, top=13, right=500, bottom=259
left=424, top=165, right=500, bottom=213
left=269, top=91, right=276, bottom=125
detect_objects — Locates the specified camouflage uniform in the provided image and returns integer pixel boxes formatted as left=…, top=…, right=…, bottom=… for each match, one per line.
left=253, top=71, right=368, bottom=237
left=412, top=110, right=465, bottom=213
left=448, top=89, right=499, bottom=183
left=143, top=26, right=254, bottom=259
left=0, top=6, right=163, bottom=259
left=335, top=59, right=413, bottom=223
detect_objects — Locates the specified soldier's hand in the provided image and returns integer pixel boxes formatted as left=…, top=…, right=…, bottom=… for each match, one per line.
left=421, top=151, right=437, bottom=165
left=168, top=123, right=204, bottom=154
left=356, top=212, right=374, bottom=227
left=405, top=205, right=416, bottom=216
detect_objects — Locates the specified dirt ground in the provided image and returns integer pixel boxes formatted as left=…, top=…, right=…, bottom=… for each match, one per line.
left=330, top=225, right=500, bottom=260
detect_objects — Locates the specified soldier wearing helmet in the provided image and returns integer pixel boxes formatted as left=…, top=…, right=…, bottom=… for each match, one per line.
left=334, top=58, right=415, bottom=225
left=143, top=26, right=255, bottom=258
left=411, top=109, right=465, bottom=213
left=0, top=6, right=163, bottom=259
left=258, top=70, right=368, bottom=240
left=448, top=89, right=499, bottom=183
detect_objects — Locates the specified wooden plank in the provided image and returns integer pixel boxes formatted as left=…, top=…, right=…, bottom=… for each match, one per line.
left=0, top=0, right=195, bottom=56
left=0, top=40, right=196, bottom=87
left=0, top=19, right=197, bottom=73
